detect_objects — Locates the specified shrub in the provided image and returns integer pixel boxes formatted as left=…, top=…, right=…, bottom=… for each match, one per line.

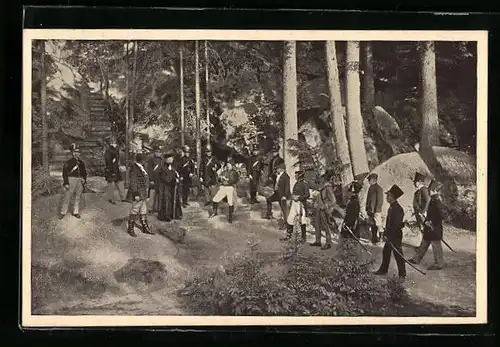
left=32, top=166, right=62, bottom=200
left=179, top=235, right=408, bottom=316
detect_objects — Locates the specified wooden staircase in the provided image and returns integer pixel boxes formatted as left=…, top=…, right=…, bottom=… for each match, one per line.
left=50, top=92, right=113, bottom=174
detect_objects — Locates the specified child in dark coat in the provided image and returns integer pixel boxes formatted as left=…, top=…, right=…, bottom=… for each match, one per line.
left=341, top=181, right=362, bottom=239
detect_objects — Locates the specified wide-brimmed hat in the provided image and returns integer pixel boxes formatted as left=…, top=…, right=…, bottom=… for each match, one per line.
left=386, top=184, right=404, bottom=200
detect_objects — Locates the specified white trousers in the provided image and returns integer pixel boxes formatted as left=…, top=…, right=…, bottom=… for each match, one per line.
left=212, top=185, right=236, bottom=206
left=287, top=200, right=308, bottom=225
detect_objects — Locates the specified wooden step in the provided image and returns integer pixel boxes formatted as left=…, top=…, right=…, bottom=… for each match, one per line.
left=91, top=120, right=112, bottom=126
left=90, top=125, right=112, bottom=132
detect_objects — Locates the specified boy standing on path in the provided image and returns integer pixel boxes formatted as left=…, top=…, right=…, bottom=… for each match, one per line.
left=59, top=144, right=87, bottom=220
left=365, top=173, right=384, bottom=244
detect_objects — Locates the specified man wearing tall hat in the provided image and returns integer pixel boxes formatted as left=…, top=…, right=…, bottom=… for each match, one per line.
left=365, top=173, right=384, bottom=244
left=409, top=179, right=445, bottom=270
left=127, top=153, right=154, bottom=237
left=58, top=143, right=87, bottom=219
left=340, top=180, right=362, bottom=240
left=286, top=170, right=310, bottom=242
left=246, top=146, right=264, bottom=204
left=264, top=159, right=291, bottom=233
left=157, top=151, right=183, bottom=222
left=146, top=143, right=164, bottom=213
left=209, top=157, right=239, bottom=223
left=309, top=169, right=344, bottom=250
left=374, top=184, right=406, bottom=280
left=200, top=144, right=221, bottom=206
left=178, top=145, right=196, bottom=208
left=104, top=137, right=126, bottom=205
left=413, top=172, right=430, bottom=232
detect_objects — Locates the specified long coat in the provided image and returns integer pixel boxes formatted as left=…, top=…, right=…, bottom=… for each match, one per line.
left=341, top=196, right=360, bottom=238
left=366, top=183, right=383, bottom=214
left=273, top=171, right=291, bottom=200
left=128, top=162, right=149, bottom=200
left=104, top=147, right=122, bottom=182
left=384, top=201, right=405, bottom=241
left=200, top=155, right=220, bottom=187
left=146, top=155, right=163, bottom=190
left=157, top=164, right=183, bottom=221
left=423, top=195, right=444, bottom=241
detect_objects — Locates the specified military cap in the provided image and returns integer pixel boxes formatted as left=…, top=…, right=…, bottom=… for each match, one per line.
left=205, top=144, right=213, bottom=151
left=428, top=179, right=443, bottom=192
left=348, top=181, right=363, bottom=194
left=70, top=143, right=80, bottom=152
left=386, top=184, right=404, bottom=200
left=413, top=172, right=426, bottom=183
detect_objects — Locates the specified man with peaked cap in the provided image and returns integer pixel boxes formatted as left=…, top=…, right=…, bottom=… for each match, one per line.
left=286, top=170, right=311, bottom=242
left=264, top=160, right=291, bottom=235
left=409, top=179, right=445, bottom=270
left=104, top=137, right=126, bottom=205
left=340, top=180, right=362, bottom=240
left=127, top=153, right=154, bottom=237
left=246, top=145, right=264, bottom=204
left=413, top=172, right=430, bottom=232
left=200, top=144, right=221, bottom=206
left=309, top=169, right=344, bottom=250
left=365, top=172, right=384, bottom=244
left=266, top=144, right=282, bottom=184
left=157, top=151, right=183, bottom=222
left=146, top=143, right=164, bottom=213
left=210, top=157, right=239, bottom=223
left=374, top=184, right=407, bottom=280
left=59, top=143, right=87, bottom=219
left=178, top=145, right=196, bottom=208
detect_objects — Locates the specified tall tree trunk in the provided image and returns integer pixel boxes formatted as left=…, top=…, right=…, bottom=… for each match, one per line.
left=205, top=40, right=210, bottom=140
left=420, top=41, right=440, bottom=151
left=195, top=41, right=202, bottom=175
left=180, top=43, right=185, bottom=146
left=130, top=41, right=138, bottom=153
left=362, top=41, right=375, bottom=113
left=346, top=41, right=370, bottom=177
left=283, top=41, right=299, bottom=189
left=124, top=42, right=130, bottom=186
left=40, top=40, right=49, bottom=174
left=325, top=41, right=353, bottom=186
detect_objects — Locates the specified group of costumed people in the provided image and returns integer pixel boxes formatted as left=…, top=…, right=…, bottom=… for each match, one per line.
left=57, top=138, right=446, bottom=280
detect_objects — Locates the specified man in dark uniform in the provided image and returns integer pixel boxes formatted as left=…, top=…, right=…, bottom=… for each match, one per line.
left=365, top=173, right=384, bottom=244
left=178, top=145, right=196, bottom=208
left=286, top=170, right=310, bottom=242
left=341, top=180, right=362, bottom=240
left=200, top=144, right=221, bottom=206
left=127, top=153, right=154, bottom=237
left=374, top=184, right=407, bottom=281
left=409, top=179, right=445, bottom=270
left=59, top=144, right=87, bottom=219
left=246, top=146, right=263, bottom=204
left=413, top=172, right=430, bottom=231
left=210, top=158, right=239, bottom=223
left=266, top=144, right=282, bottom=184
left=104, top=137, right=126, bottom=204
left=264, top=160, right=291, bottom=232
left=146, top=144, right=164, bottom=213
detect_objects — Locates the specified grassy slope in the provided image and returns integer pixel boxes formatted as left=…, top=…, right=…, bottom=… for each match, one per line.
left=30, top=176, right=476, bottom=316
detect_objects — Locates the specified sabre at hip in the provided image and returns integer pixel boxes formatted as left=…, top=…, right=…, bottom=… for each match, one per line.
left=382, top=234, right=427, bottom=276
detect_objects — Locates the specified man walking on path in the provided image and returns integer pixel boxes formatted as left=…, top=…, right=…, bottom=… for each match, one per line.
left=286, top=170, right=310, bottom=242
left=409, top=179, right=445, bottom=270
left=104, top=137, right=126, bottom=205
left=246, top=146, right=263, bottom=204
left=127, top=153, right=154, bottom=237
left=178, top=145, right=196, bottom=208
left=59, top=144, right=87, bottom=219
left=365, top=173, right=384, bottom=244
left=341, top=180, right=362, bottom=240
left=263, top=160, right=291, bottom=232
left=157, top=152, right=183, bottom=222
left=146, top=144, right=164, bottom=213
left=200, top=144, right=220, bottom=206
left=309, top=169, right=344, bottom=250
left=374, top=184, right=407, bottom=281
left=413, top=172, right=430, bottom=231
left=210, top=158, right=239, bottom=223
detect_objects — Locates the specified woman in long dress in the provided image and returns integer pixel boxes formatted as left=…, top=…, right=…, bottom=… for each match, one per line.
left=157, top=152, right=183, bottom=222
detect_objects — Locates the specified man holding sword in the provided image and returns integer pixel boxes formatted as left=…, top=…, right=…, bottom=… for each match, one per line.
left=58, top=143, right=87, bottom=220
left=199, top=144, right=220, bottom=206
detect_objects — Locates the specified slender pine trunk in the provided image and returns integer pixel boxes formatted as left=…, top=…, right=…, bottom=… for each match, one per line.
left=40, top=40, right=49, bottom=174
left=195, top=41, right=202, bottom=175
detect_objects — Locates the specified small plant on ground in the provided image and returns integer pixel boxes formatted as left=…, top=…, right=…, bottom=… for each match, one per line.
left=32, top=166, right=62, bottom=200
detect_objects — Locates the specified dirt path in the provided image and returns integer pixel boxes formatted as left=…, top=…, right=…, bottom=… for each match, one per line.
left=30, top=177, right=476, bottom=316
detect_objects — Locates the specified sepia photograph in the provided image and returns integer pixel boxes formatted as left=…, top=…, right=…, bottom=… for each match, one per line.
left=22, top=29, right=487, bottom=327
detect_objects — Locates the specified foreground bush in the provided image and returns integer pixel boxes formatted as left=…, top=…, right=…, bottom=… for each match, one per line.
left=32, top=166, right=62, bottom=200
left=179, top=237, right=409, bottom=316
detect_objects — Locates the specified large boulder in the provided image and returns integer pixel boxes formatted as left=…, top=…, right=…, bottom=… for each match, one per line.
left=358, top=146, right=476, bottom=230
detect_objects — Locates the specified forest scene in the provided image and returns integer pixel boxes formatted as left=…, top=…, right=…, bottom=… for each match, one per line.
left=29, top=38, right=478, bottom=318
